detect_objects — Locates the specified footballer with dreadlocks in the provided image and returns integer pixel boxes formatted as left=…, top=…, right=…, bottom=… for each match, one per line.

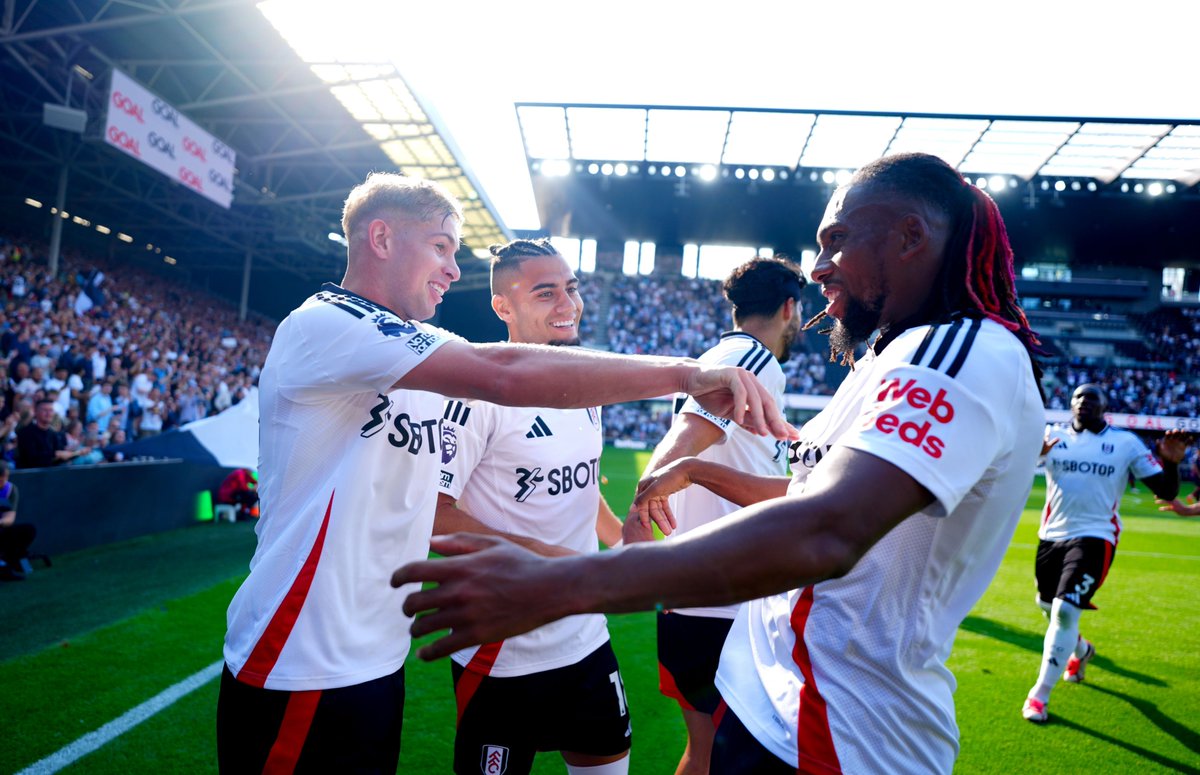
left=395, top=152, right=1048, bottom=774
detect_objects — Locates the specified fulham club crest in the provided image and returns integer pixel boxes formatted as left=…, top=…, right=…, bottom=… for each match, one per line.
left=1101, top=443, right=1114, bottom=454
left=481, top=744, right=509, bottom=774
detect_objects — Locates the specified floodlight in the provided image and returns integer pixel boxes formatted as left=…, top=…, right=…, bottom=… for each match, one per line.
left=1134, top=183, right=1144, bottom=193
left=117, top=233, right=133, bottom=243
left=735, top=168, right=745, bottom=179
left=588, top=163, right=599, bottom=174
left=975, top=177, right=987, bottom=188
left=988, top=176, right=1006, bottom=192
left=1166, top=184, right=1177, bottom=194
left=699, top=165, right=717, bottom=182
left=648, top=165, right=658, bottom=175
left=821, top=171, right=835, bottom=184
left=748, top=169, right=759, bottom=180
left=761, top=169, right=776, bottom=182
left=1040, top=181, right=1050, bottom=191
left=96, top=225, right=110, bottom=235
left=601, top=163, right=614, bottom=175
left=1147, top=182, right=1163, bottom=196
left=1120, top=182, right=1130, bottom=192
left=1054, top=181, right=1066, bottom=192
left=614, top=163, right=628, bottom=176
left=834, top=170, right=852, bottom=185
left=24, top=198, right=41, bottom=208
left=1086, top=182, right=1097, bottom=192
left=674, top=165, right=686, bottom=177
left=543, top=159, right=571, bottom=177
left=1070, top=181, right=1081, bottom=191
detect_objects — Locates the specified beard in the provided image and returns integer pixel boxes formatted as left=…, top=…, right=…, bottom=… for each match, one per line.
left=546, top=337, right=582, bottom=347
left=821, top=288, right=884, bottom=369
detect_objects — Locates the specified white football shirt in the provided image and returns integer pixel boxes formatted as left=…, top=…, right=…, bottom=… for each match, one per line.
left=224, top=283, right=452, bottom=691
left=668, top=332, right=789, bottom=619
left=439, top=399, right=610, bottom=676
left=716, top=317, right=1044, bottom=774
left=1039, top=423, right=1161, bottom=544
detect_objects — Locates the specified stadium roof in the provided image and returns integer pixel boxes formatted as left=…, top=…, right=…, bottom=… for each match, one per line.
left=0, top=0, right=507, bottom=312
left=516, top=104, right=1200, bottom=188
left=2, top=1, right=1198, bottom=317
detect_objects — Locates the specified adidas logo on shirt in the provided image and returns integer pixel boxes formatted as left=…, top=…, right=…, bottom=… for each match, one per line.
left=525, top=416, right=553, bottom=439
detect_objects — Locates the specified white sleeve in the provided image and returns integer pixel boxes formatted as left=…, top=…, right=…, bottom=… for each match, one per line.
left=438, top=399, right=491, bottom=499
left=277, top=306, right=449, bottom=400
left=1127, top=434, right=1164, bottom=480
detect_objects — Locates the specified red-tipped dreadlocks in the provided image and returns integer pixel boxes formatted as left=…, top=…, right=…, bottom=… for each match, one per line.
left=854, top=153, right=1043, bottom=358
left=962, top=184, right=1042, bottom=354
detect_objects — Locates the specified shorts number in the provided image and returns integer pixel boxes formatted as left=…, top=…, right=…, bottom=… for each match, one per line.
left=609, top=670, right=628, bottom=716
left=1074, top=573, right=1096, bottom=597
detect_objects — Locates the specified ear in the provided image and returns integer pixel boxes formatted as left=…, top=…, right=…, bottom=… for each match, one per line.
left=897, top=213, right=930, bottom=261
left=366, top=218, right=391, bottom=258
left=491, top=293, right=513, bottom=323
left=780, top=296, right=797, bottom=321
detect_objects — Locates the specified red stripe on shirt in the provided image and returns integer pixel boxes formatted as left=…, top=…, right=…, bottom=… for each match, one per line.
left=455, top=641, right=504, bottom=725
left=237, top=491, right=336, bottom=688
left=790, top=587, right=842, bottom=774
left=261, top=689, right=322, bottom=775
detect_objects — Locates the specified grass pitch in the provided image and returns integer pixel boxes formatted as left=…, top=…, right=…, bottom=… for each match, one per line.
left=1, top=447, right=1197, bottom=773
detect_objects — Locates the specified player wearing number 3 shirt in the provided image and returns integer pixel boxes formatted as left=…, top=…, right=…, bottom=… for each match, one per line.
left=1021, top=383, right=1186, bottom=724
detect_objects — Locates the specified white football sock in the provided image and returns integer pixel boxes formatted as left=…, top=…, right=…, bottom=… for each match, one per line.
left=1029, top=597, right=1082, bottom=703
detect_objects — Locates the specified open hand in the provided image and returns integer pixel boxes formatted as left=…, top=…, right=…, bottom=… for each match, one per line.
left=392, top=534, right=575, bottom=661
left=1156, top=430, right=1193, bottom=465
left=686, top=365, right=798, bottom=441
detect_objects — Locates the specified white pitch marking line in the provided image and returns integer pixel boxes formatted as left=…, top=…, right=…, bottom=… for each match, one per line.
left=16, top=659, right=224, bottom=775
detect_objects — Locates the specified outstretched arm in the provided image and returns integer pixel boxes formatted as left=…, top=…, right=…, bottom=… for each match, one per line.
left=627, top=456, right=791, bottom=541
left=400, top=341, right=797, bottom=442
left=395, top=446, right=935, bottom=661
left=1157, top=498, right=1200, bottom=517
left=595, top=495, right=623, bottom=548
left=1141, top=430, right=1192, bottom=501
left=623, top=412, right=726, bottom=542
left=433, top=493, right=574, bottom=558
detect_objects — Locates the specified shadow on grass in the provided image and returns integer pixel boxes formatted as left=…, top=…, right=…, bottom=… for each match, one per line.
left=1051, top=715, right=1200, bottom=775
left=1081, top=683, right=1200, bottom=759
left=959, top=616, right=1167, bottom=687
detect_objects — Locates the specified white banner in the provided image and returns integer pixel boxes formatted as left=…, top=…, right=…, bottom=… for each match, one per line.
left=784, top=395, right=1198, bottom=432
left=104, top=69, right=236, bottom=209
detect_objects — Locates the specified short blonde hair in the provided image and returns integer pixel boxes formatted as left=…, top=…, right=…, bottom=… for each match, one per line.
left=340, top=172, right=464, bottom=243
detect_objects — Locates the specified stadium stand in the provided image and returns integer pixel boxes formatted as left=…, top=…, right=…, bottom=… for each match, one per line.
left=576, top=269, right=1199, bottom=439
left=0, top=232, right=272, bottom=468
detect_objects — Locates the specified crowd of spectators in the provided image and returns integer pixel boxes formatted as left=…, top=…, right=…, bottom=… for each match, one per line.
left=577, top=271, right=1200, bottom=442
left=1041, top=363, right=1199, bottom=416
left=587, top=273, right=838, bottom=395
left=0, top=233, right=273, bottom=469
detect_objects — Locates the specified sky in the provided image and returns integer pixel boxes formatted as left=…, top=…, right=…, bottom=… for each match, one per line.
left=259, top=0, right=1200, bottom=231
